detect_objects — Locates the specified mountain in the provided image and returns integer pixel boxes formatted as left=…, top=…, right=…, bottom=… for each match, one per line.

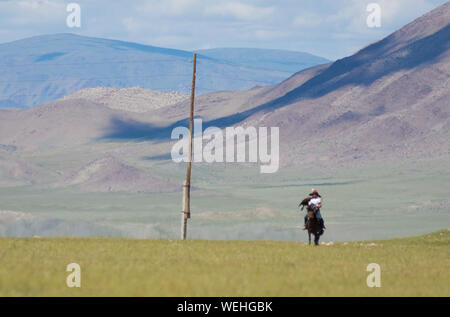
left=0, top=99, right=132, bottom=151
left=181, top=2, right=450, bottom=167
left=0, top=3, right=448, bottom=189
left=0, top=34, right=328, bottom=108
left=248, top=2, right=450, bottom=166
left=0, top=148, right=48, bottom=186
left=145, top=3, right=449, bottom=167
left=197, top=48, right=330, bottom=74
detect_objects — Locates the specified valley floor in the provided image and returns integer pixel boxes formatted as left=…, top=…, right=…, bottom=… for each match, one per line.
left=0, top=230, right=448, bottom=296
left=1, top=156, right=449, bottom=241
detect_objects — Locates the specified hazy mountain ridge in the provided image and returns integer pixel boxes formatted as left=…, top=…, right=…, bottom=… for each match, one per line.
left=197, top=48, right=330, bottom=73
left=0, top=34, right=328, bottom=108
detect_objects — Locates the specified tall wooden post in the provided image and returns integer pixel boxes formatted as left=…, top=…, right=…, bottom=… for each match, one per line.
left=181, top=53, right=197, bottom=240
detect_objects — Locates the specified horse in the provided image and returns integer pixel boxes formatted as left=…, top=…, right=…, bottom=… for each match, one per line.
left=305, top=207, right=324, bottom=246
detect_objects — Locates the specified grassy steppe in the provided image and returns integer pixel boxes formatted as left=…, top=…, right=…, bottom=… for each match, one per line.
left=0, top=230, right=448, bottom=296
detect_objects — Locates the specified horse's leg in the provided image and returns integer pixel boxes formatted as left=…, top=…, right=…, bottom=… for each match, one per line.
left=315, top=234, right=319, bottom=246
left=308, top=231, right=311, bottom=245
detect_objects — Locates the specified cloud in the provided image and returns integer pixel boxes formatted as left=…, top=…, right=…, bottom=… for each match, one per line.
left=138, top=0, right=202, bottom=17
left=253, top=28, right=285, bottom=40
left=0, top=0, right=64, bottom=26
left=122, top=17, right=140, bottom=32
left=204, top=1, right=275, bottom=21
left=293, top=13, right=324, bottom=27
left=375, top=0, right=436, bottom=22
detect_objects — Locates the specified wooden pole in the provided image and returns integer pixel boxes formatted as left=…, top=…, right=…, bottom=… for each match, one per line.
left=181, top=53, right=196, bottom=240
left=181, top=180, right=188, bottom=240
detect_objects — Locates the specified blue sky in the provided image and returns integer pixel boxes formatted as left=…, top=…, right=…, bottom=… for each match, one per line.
left=0, top=0, right=448, bottom=60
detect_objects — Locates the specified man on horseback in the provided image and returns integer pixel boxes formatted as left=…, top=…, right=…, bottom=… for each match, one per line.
left=301, top=189, right=325, bottom=230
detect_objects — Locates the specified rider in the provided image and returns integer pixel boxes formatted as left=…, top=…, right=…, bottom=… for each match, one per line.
left=303, top=189, right=325, bottom=230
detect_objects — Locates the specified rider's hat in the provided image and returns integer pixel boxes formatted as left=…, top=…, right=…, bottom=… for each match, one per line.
left=309, top=189, right=321, bottom=197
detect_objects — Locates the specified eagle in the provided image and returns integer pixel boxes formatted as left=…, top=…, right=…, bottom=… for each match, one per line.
left=298, top=196, right=312, bottom=211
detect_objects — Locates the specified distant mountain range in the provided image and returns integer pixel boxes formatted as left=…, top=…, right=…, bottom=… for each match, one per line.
left=0, top=3, right=448, bottom=190
left=197, top=48, right=329, bottom=74
left=0, top=34, right=329, bottom=108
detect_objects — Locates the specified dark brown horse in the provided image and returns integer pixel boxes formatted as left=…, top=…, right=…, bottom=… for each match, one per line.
left=305, top=208, right=323, bottom=246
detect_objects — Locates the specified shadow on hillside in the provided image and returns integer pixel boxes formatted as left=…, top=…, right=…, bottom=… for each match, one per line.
left=100, top=25, right=449, bottom=142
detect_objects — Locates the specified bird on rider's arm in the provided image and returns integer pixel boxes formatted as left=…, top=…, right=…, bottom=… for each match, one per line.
left=298, top=197, right=312, bottom=210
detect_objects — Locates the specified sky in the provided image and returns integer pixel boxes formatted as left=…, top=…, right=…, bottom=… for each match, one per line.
left=0, top=0, right=448, bottom=60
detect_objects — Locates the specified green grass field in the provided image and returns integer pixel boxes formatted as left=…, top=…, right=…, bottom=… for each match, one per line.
left=0, top=230, right=448, bottom=297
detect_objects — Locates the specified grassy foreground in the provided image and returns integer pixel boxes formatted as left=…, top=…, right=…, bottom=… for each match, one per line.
left=0, top=230, right=448, bottom=297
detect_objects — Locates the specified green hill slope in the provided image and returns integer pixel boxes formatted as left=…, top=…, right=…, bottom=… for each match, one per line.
left=0, top=230, right=448, bottom=296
